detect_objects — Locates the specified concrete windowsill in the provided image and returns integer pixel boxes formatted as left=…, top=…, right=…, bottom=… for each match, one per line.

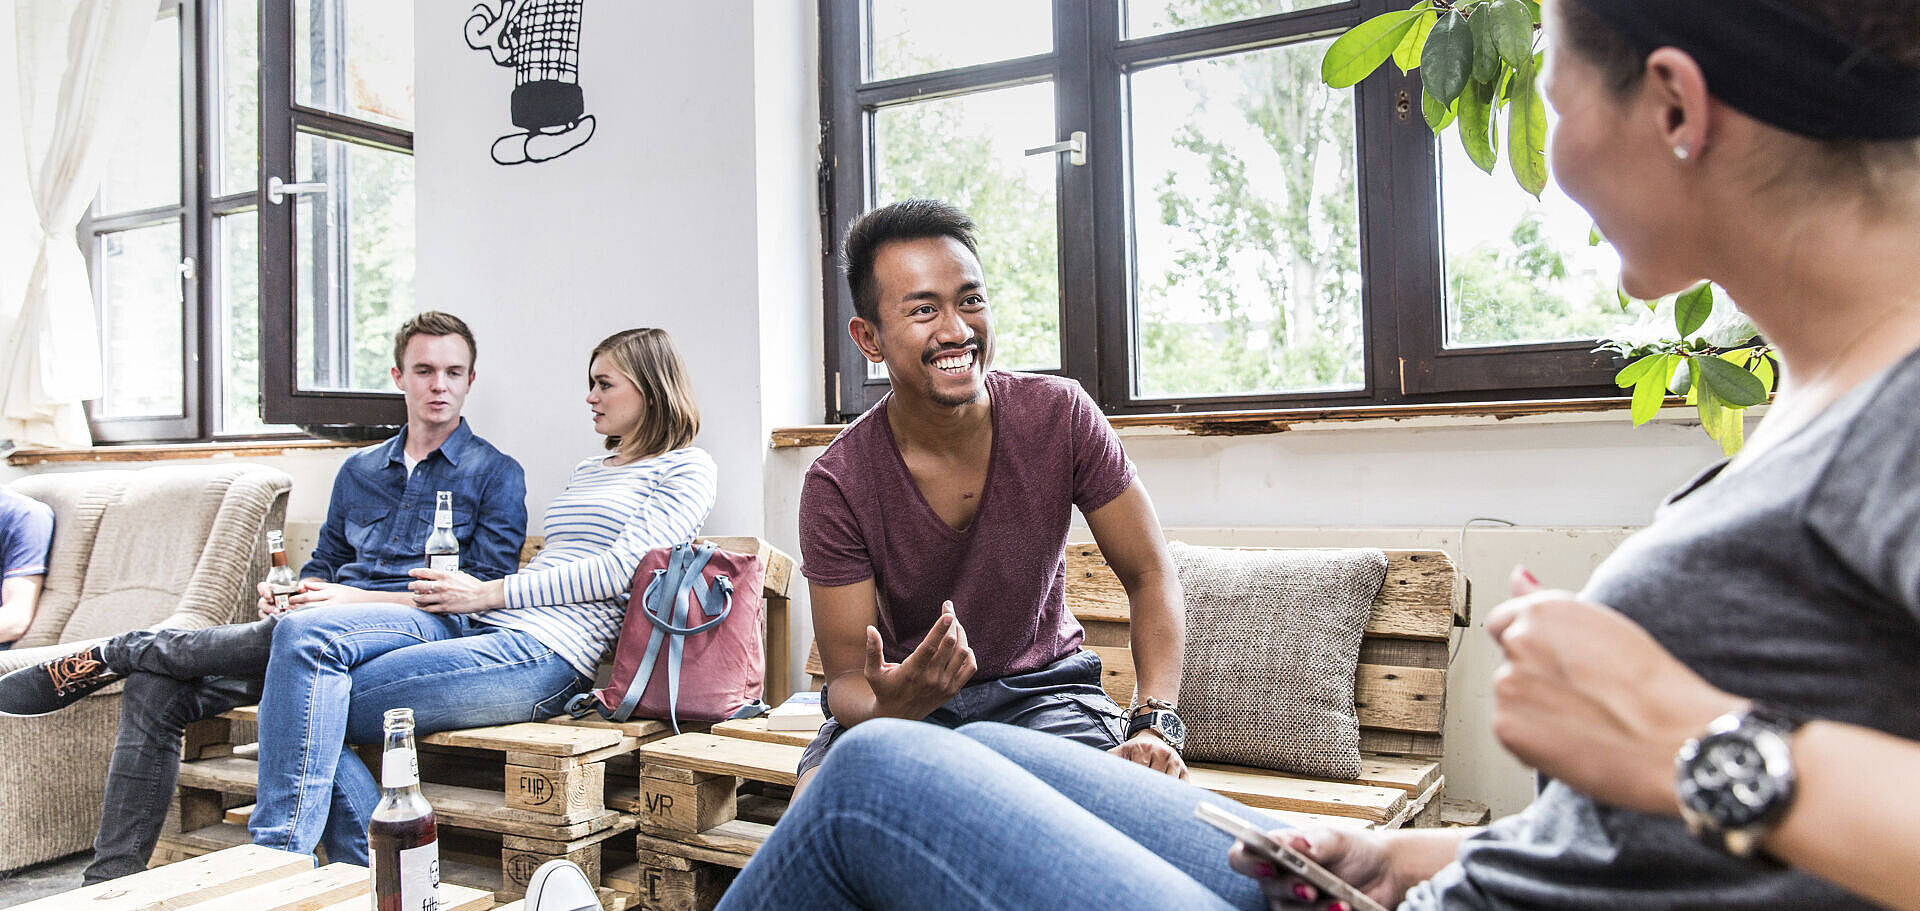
left=770, top=396, right=1733, bottom=449
left=5, top=438, right=369, bottom=467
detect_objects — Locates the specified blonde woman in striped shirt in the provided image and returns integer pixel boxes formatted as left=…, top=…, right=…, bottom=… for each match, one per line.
left=248, top=327, right=717, bottom=864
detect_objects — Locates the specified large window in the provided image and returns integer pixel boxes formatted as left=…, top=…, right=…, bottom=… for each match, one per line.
left=81, top=0, right=413, bottom=443
left=821, top=0, right=1627, bottom=420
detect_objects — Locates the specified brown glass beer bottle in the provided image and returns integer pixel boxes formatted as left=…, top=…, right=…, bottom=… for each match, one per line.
left=369, top=707, right=440, bottom=911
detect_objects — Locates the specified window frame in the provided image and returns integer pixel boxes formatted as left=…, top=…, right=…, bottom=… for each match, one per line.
left=82, top=0, right=300, bottom=443
left=256, top=0, right=412, bottom=429
left=818, top=0, right=1623, bottom=423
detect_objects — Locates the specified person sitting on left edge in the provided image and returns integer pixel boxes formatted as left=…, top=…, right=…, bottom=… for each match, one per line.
left=0, top=485, right=54, bottom=649
left=0, top=310, right=527, bottom=884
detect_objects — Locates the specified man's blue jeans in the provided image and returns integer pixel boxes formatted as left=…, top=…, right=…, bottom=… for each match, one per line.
left=246, top=604, right=588, bottom=864
left=715, top=720, right=1277, bottom=910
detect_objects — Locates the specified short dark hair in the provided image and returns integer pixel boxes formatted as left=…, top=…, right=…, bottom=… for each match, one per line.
left=840, top=198, right=981, bottom=324
left=393, top=311, right=478, bottom=371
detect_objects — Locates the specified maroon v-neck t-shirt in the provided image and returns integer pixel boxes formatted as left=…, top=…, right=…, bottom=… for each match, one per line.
left=799, top=371, right=1137, bottom=681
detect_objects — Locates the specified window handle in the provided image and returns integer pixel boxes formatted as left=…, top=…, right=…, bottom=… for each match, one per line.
left=267, top=175, right=329, bottom=205
left=1023, top=130, right=1086, bottom=167
left=177, top=257, right=197, bottom=281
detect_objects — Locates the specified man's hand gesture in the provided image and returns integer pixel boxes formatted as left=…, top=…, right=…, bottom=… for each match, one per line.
left=866, top=601, right=977, bottom=720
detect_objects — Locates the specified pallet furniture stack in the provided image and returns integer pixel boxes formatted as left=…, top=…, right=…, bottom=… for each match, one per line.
left=626, top=544, right=1465, bottom=910
left=151, top=536, right=793, bottom=909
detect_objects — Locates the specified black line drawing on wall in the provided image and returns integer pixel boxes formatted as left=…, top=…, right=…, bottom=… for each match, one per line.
left=465, top=0, right=595, bottom=165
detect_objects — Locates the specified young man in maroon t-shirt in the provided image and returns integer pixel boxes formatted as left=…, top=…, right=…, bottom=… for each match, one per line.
left=797, top=198, right=1187, bottom=789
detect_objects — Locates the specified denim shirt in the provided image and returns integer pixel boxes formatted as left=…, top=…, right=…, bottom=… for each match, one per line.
left=300, top=419, right=527, bottom=590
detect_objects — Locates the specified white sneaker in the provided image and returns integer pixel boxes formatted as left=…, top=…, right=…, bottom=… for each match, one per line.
left=525, top=859, right=602, bottom=911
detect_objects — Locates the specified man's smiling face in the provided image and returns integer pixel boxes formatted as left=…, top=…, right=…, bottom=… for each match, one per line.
left=860, top=235, right=995, bottom=409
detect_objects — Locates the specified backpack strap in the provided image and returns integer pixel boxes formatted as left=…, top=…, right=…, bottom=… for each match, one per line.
left=661, top=543, right=719, bottom=733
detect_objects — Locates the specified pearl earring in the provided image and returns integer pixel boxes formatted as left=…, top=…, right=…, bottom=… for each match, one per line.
left=1673, top=145, right=1690, bottom=161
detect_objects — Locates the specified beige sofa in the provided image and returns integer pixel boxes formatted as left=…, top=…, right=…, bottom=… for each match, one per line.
left=0, top=463, right=291, bottom=872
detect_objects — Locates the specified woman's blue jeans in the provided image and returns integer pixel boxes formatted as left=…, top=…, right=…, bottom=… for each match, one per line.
left=246, top=604, right=589, bottom=864
left=714, top=720, right=1278, bottom=910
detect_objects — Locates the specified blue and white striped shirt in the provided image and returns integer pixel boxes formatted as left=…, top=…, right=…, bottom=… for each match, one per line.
left=473, top=446, right=718, bottom=678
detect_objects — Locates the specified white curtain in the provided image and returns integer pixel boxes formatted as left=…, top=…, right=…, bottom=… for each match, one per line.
left=1, top=0, right=163, bottom=449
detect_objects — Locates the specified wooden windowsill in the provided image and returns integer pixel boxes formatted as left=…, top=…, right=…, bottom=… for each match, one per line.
left=768, top=396, right=1728, bottom=449
left=6, top=438, right=371, bottom=467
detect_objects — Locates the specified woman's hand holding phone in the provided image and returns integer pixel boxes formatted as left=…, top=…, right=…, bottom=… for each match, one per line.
left=1196, top=804, right=1400, bottom=911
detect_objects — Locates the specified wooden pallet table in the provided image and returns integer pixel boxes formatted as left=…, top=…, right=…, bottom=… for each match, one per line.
left=15, top=843, right=495, bottom=911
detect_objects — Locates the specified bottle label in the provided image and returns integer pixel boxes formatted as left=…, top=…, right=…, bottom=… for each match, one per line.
left=399, top=841, right=440, bottom=911
left=383, top=746, right=420, bottom=789
left=427, top=554, right=459, bottom=573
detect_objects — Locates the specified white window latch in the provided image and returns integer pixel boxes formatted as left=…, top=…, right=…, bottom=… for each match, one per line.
left=1023, top=130, right=1086, bottom=167
left=267, top=175, right=329, bottom=205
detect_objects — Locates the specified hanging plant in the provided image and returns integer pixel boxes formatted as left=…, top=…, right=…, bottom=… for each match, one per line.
left=1321, top=0, right=1774, bottom=454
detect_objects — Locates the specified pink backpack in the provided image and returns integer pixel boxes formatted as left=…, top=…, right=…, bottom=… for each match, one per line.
left=568, top=541, right=767, bottom=731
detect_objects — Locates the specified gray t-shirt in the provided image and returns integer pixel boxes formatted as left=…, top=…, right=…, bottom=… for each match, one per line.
left=1409, top=348, right=1920, bottom=910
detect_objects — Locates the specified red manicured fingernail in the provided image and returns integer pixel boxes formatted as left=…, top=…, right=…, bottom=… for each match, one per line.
left=1328, top=902, right=1352, bottom=911
left=1292, top=883, right=1313, bottom=901
left=1252, top=861, right=1275, bottom=878
left=1520, top=567, right=1539, bottom=585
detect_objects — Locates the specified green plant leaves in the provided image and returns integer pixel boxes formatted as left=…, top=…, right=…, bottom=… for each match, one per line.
left=1629, top=354, right=1676, bottom=425
left=1395, top=9, right=1438, bottom=73
left=1696, top=382, right=1746, bottom=456
left=1487, top=0, right=1535, bottom=68
left=1423, top=88, right=1457, bottom=130
left=1693, top=353, right=1769, bottom=407
left=1322, top=6, right=1429, bottom=88
left=1421, top=11, right=1473, bottom=106
left=1457, top=76, right=1498, bottom=173
left=1674, top=282, right=1713, bottom=337
left=1506, top=52, right=1548, bottom=198
left=1468, top=9, right=1500, bottom=84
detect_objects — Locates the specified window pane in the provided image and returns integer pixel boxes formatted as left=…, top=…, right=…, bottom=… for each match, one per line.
left=215, top=0, right=260, bottom=196
left=872, top=83, right=1061, bottom=372
left=1129, top=41, right=1362, bottom=399
left=294, top=0, right=415, bottom=130
left=1440, top=139, right=1626, bottom=348
left=99, top=9, right=181, bottom=214
left=217, top=210, right=292, bottom=433
left=295, top=134, right=414, bottom=392
left=868, top=1, right=1050, bottom=81
left=96, top=222, right=185, bottom=417
left=1124, top=0, right=1340, bottom=39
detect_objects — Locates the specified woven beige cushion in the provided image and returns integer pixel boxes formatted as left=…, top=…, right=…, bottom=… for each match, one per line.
left=1172, top=543, right=1387, bottom=778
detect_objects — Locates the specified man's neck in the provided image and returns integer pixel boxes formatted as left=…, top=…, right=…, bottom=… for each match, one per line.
left=403, top=418, right=460, bottom=462
left=886, top=384, right=992, bottom=456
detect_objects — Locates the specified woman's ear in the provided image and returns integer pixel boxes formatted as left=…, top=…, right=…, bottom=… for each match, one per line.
left=1643, top=47, right=1714, bottom=162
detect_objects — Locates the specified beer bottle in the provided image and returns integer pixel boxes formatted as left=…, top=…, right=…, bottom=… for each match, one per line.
left=265, top=530, right=298, bottom=614
left=369, top=707, right=439, bottom=911
left=424, top=491, right=459, bottom=572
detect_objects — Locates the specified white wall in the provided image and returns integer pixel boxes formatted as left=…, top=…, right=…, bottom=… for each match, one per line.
left=414, top=1, right=821, bottom=533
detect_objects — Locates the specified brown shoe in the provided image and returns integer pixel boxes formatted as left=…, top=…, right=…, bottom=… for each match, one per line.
left=0, top=644, right=123, bottom=717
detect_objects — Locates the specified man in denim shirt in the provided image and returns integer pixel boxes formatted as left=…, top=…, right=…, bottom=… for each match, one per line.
left=0, top=311, right=527, bottom=883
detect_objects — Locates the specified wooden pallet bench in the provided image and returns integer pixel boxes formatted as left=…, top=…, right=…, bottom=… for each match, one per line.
left=16, top=843, right=496, bottom=911
left=164, top=708, right=674, bottom=902
left=625, top=544, right=1462, bottom=909
left=152, top=535, right=795, bottom=909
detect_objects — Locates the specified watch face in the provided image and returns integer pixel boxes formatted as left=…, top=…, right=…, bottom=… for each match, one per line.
left=1680, top=732, right=1787, bottom=828
left=1162, top=711, right=1186, bottom=744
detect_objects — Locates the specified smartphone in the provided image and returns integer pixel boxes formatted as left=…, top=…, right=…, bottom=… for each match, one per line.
left=1193, top=802, right=1390, bottom=911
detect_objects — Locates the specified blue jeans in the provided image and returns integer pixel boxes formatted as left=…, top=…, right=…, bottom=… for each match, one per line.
left=716, top=720, right=1276, bottom=910
left=247, top=604, right=589, bottom=864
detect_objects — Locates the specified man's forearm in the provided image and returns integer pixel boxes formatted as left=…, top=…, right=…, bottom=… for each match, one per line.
left=1127, top=578, right=1184, bottom=705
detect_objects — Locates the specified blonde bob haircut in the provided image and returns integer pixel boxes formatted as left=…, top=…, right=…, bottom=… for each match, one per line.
left=591, top=328, right=701, bottom=462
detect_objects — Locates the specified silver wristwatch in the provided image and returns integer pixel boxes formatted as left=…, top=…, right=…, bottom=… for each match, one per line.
left=1674, top=701, right=1805, bottom=858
